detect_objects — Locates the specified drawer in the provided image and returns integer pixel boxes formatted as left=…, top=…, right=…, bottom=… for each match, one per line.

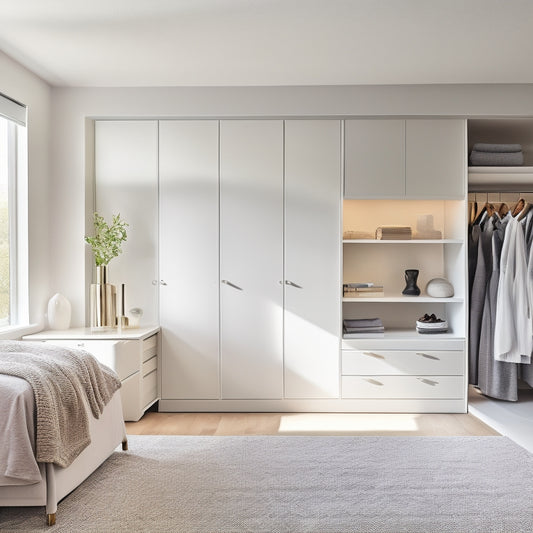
left=142, top=355, right=157, bottom=377
left=44, top=339, right=138, bottom=381
left=342, top=349, right=464, bottom=376
left=142, top=334, right=158, bottom=363
left=142, top=370, right=158, bottom=408
left=342, top=375, right=464, bottom=399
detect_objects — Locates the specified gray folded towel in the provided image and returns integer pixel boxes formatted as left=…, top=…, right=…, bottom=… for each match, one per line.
left=469, top=150, right=524, bottom=166
left=472, top=143, right=523, bottom=153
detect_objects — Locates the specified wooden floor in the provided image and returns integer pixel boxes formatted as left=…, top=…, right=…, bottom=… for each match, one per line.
left=126, top=411, right=499, bottom=436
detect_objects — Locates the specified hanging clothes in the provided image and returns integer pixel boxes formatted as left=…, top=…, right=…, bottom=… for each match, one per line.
left=494, top=214, right=532, bottom=364
left=477, top=213, right=518, bottom=401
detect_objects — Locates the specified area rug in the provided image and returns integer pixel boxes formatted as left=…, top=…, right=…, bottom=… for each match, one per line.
left=1, top=435, right=533, bottom=532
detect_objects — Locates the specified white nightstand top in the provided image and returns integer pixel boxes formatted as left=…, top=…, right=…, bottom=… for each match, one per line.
left=23, top=325, right=160, bottom=341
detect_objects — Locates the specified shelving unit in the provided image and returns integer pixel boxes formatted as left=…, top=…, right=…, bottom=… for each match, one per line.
left=341, top=198, right=467, bottom=412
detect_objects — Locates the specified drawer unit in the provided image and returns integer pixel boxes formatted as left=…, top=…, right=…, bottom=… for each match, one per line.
left=24, top=327, right=160, bottom=422
left=43, top=339, right=138, bottom=381
left=342, top=349, right=464, bottom=376
left=342, top=375, right=465, bottom=399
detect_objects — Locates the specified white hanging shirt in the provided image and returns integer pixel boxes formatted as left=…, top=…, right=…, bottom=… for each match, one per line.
left=494, top=215, right=532, bottom=364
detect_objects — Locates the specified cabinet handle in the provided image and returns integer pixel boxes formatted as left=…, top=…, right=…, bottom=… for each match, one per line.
left=362, top=352, right=385, bottom=359
left=364, top=378, right=384, bottom=386
left=417, top=378, right=439, bottom=386
left=416, top=352, right=440, bottom=360
left=285, top=280, right=303, bottom=289
left=221, top=279, right=243, bottom=291
left=160, top=280, right=168, bottom=286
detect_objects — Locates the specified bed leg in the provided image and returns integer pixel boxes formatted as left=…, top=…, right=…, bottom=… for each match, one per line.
left=47, top=513, right=56, bottom=526
left=122, top=438, right=128, bottom=451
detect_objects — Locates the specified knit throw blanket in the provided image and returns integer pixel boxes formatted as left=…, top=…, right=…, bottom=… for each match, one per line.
left=0, top=340, right=121, bottom=468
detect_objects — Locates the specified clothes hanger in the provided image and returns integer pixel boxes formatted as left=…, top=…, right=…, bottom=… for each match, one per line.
left=511, top=198, right=525, bottom=217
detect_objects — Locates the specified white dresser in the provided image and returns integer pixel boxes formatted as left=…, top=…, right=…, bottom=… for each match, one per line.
left=23, top=326, right=160, bottom=421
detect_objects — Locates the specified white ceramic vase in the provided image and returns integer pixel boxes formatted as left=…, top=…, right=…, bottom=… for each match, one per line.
left=47, top=293, right=72, bottom=330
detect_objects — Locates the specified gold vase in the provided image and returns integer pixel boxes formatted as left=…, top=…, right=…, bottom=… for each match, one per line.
left=90, top=265, right=117, bottom=330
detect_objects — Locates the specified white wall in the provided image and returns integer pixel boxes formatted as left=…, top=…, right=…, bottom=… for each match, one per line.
left=0, top=50, right=51, bottom=330
left=51, top=83, right=533, bottom=327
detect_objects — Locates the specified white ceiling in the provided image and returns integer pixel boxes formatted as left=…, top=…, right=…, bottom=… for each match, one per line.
left=0, top=0, right=532, bottom=88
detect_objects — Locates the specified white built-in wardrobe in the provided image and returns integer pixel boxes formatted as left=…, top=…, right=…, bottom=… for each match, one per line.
left=94, top=117, right=467, bottom=413
left=95, top=119, right=341, bottom=408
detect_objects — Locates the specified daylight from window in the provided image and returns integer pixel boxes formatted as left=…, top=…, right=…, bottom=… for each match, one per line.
left=0, top=117, right=9, bottom=325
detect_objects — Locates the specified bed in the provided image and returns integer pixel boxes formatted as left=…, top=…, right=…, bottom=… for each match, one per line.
left=0, top=340, right=127, bottom=526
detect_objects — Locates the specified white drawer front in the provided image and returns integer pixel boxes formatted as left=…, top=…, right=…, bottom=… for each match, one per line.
left=142, top=370, right=158, bottom=408
left=342, top=375, right=464, bottom=399
left=142, top=334, right=158, bottom=362
left=44, top=339, right=138, bottom=381
left=342, top=350, right=464, bottom=376
left=142, top=355, right=157, bottom=377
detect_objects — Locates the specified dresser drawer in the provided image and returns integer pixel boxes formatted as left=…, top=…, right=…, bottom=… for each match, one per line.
left=142, top=334, right=158, bottom=362
left=142, top=369, right=158, bottom=408
left=342, top=375, right=464, bottom=399
left=142, top=355, right=157, bottom=377
left=44, top=339, right=138, bottom=381
left=342, top=349, right=464, bottom=376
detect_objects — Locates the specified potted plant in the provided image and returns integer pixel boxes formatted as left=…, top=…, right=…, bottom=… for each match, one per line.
left=85, top=213, right=128, bottom=328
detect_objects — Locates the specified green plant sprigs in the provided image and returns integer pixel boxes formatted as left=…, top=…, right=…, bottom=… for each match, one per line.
left=85, top=213, right=128, bottom=266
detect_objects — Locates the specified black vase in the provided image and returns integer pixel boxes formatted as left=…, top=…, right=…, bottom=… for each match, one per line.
left=402, top=269, right=421, bottom=296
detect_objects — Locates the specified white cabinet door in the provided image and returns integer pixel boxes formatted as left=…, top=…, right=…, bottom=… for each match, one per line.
left=344, top=119, right=405, bottom=198
left=406, top=119, right=466, bottom=198
left=284, top=120, right=341, bottom=398
left=219, top=120, right=284, bottom=399
left=159, top=120, right=220, bottom=399
left=94, top=120, right=159, bottom=325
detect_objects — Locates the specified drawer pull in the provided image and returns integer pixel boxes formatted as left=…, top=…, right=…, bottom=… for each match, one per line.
left=416, top=352, right=440, bottom=360
left=362, top=352, right=385, bottom=360
left=364, top=378, right=384, bottom=386
left=418, top=378, right=439, bottom=386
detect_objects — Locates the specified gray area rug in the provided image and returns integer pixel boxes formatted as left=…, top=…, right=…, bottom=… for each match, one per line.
left=1, top=435, right=533, bottom=532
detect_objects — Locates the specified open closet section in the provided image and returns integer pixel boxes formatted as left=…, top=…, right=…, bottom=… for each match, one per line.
left=467, top=118, right=533, bottom=453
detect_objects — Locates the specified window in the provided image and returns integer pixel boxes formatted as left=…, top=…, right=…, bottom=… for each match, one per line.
left=0, top=93, right=27, bottom=327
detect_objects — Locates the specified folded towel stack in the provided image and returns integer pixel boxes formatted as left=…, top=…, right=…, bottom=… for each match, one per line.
left=343, top=317, right=385, bottom=337
left=469, top=143, right=524, bottom=166
left=376, top=226, right=412, bottom=240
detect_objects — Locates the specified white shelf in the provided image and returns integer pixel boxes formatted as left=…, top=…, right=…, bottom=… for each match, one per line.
left=342, top=328, right=465, bottom=350
left=343, top=295, right=463, bottom=303
left=468, top=166, right=533, bottom=192
left=343, top=239, right=463, bottom=244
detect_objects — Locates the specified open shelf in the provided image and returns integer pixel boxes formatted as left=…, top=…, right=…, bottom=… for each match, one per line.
left=468, top=166, right=533, bottom=192
left=343, top=239, right=463, bottom=244
left=343, top=295, right=463, bottom=303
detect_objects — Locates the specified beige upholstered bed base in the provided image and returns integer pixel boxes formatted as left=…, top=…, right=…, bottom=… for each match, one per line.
left=0, top=390, right=126, bottom=526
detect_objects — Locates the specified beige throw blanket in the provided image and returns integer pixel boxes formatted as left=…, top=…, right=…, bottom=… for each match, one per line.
left=0, top=340, right=121, bottom=468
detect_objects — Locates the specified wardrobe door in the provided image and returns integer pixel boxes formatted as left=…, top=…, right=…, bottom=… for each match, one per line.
left=344, top=119, right=405, bottom=198
left=159, top=120, right=220, bottom=399
left=405, top=119, right=466, bottom=198
left=219, top=120, right=283, bottom=399
left=284, top=120, right=341, bottom=398
left=94, top=120, right=159, bottom=325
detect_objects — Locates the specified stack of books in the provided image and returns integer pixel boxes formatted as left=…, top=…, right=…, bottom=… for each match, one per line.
left=375, top=225, right=412, bottom=240
left=343, top=318, right=385, bottom=338
left=343, top=283, right=384, bottom=298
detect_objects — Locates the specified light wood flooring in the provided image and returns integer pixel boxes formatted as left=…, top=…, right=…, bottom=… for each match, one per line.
left=126, top=410, right=499, bottom=437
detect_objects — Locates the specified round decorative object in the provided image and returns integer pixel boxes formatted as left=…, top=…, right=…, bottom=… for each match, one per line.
left=426, top=278, right=454, bottom=298
left=47, top=293, right=72, bottom=330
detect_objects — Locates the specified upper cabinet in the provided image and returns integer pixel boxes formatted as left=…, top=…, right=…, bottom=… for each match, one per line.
left=344, top=119, right=405, bottom=198
left=345, top=119, right=466, bottom=200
